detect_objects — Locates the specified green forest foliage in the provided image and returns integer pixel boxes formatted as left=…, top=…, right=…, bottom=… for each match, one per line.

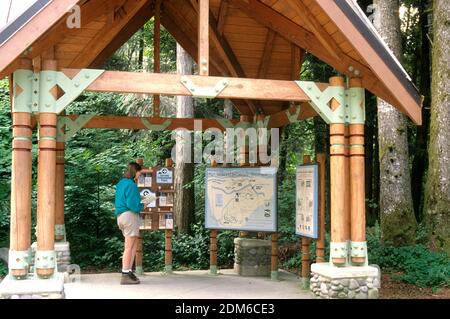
left=0, top=11, right=449, bottom=288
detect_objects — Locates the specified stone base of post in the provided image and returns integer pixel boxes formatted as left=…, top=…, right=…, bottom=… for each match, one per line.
left=233, top=238, right=271, bottom=277
left=0, top=272, right=65, bottom=299
left=309, top=263, right=380, bottom=299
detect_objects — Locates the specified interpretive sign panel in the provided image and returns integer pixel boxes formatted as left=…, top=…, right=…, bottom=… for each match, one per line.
left=295, top=164, right=318, bottom=238
left=205, top=167, right=277, bottom=232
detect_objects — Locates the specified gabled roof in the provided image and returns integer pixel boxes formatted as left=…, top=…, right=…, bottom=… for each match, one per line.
left=0, top=0, right=422, bottom=124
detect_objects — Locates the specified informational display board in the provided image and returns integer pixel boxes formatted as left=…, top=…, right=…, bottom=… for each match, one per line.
left=205, top=167, right=277, bottom=232
left=295, top=164, right=319, bottom=238
left=138, top=167, right=174, bottom=230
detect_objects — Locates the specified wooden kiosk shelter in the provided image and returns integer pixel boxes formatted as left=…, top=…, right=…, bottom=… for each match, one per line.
left=0, top=0, right=422, bottom=299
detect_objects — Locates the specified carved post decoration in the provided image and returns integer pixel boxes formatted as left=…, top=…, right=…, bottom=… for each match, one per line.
left=349, top=78, right=367, bottom=265
left=329, top=76, right=348, bottom=266
left=9, top=59, right=33, bottom=279
left=35, top=60, right=59, bottom=278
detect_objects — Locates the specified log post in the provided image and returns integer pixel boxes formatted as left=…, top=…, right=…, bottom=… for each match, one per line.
left=344, top=124, right=351, bottom=246
left=153, top=0, right=161, bottom=117
left=165, top=158, right=173, bottom=273
left=210, top=230, right=218, bottom=275
left=329, top=76, right=348, bottom=266
left=55, top=115, right=65, bottom=242
left=315, top=153, right=326, bottom=263
left=198, top=0, right=209, bottom=76
left=165, top=230, right=173, bottom=273
left=36, top=59, right=59, bottom=278
left=135, top=158, right=144, bottom=275
left=271, top=233, right=278, bottom=281
left=9, top=59, right=33, bottom=279
left=301, top=155, right=311, bottom=287
left=135, top=231, right=144, bottom=275
left=209, top=159, right=218, bottom=275
left=349, top=78, right=366, bottom=265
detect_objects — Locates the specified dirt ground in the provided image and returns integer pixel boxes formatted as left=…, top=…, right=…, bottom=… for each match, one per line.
left=379, top=273, right=450, bottom=299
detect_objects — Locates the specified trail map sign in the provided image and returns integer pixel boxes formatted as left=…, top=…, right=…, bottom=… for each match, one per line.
left=295, top=164, right=318, bottom=238
left=156, top=168, right=173, bottom=184
left=205, top=167, right=277, bottom=232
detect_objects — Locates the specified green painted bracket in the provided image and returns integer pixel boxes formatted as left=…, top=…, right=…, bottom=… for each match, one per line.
left=12, top=70, right=34, bottom=113
left=8, top=250, right=30, bottom=274
left=255, top=115, right=270, bottom=129
left=329, top=241, right=349, bottom=266
left=346, top=87, right=365, bottom=124
left=55, top=224, right=67, bottom=242
left=34, top=250, right=58, bottom=280
left=141, top=118, right=172, bottom=131
left=285, top=105, right=301, bottom=124
left=296, top=81, right=365, bottom=124
left=12, top=69, right=104, bottom=114
left=56, top=114, right=95, bottom=142
left=41, top=69, right=104, bottom=114
left=180, top=76, right=229, bottom=99
left=216, top=117, right=235, bottom=130
left=350, top=241, right=368, bottom=266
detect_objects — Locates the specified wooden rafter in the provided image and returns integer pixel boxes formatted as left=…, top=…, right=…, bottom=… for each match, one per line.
left=286, top=0, right=341, bottom=61
left=0, top=0, right=82, bottom=79
left=90, top=1, right=155, bottom=68
left=228, top=0, right=372, bottom=85
left=161, top=2, right=229, bottom=76
left=171, top=0, right=259, bottom=115
left=217, top=0, right=229, bottom=35
left=258, top=30, right=276, bottom=79
left=198, top=0, right=210, bottom=76
left=69, top=0, right=150, bottom=68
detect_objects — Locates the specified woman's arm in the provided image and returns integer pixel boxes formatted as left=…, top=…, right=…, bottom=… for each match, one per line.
left=125, top=182, right=145, bottom=213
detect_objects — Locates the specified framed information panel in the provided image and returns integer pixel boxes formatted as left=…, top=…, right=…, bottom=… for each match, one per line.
left=205, top=167, right=277, bottom=232
left=295, top=164, right=319, bottom=238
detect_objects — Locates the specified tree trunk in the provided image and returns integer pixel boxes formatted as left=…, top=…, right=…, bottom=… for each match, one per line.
left=174, top=44, right=195, bottom=234
left=374, top=0, right=417, bottom=246
left=424, top=0, right=450, bottom=255
left=411, top=0, right=432, bottom=222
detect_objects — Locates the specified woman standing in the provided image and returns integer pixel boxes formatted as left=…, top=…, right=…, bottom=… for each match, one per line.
left=114, top=162, right=145, bottom=285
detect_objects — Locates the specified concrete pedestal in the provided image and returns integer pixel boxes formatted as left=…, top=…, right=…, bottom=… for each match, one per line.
left=0, top=272, right=65, bottom=299
left=30, top=242, right=71, bottom=272
left=310, top=263, right=380, bottom=299
left=234, top=238, right=271, bottom=277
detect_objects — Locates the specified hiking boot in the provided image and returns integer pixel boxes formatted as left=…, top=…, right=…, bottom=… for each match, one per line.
left=128, top=271, right=140, bottom=282
left=120, top=272, right=140, bottom=285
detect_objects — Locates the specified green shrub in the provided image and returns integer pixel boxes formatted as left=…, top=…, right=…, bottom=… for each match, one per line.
left=368, top=223, right=450, bottom=288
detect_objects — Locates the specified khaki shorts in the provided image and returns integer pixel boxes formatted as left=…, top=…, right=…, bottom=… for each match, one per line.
left=117, top=211, right=141, bottom=237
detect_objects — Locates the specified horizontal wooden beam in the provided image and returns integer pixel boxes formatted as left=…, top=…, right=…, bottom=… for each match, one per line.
left=61, top=69, right=312, bottom=102
left=63, top=115, right=239, bottom=131
left=58, top=108, right=318, bottom=132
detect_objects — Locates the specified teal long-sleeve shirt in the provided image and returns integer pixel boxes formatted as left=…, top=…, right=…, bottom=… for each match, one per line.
left=115, top=178, right=144, bottom=216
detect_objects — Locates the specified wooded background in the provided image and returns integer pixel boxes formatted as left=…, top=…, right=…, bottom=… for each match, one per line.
left=0, top=0, right=448, bottom=289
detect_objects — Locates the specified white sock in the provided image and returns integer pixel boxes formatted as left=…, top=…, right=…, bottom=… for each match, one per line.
left=122, top=269, right=131, bottom=273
